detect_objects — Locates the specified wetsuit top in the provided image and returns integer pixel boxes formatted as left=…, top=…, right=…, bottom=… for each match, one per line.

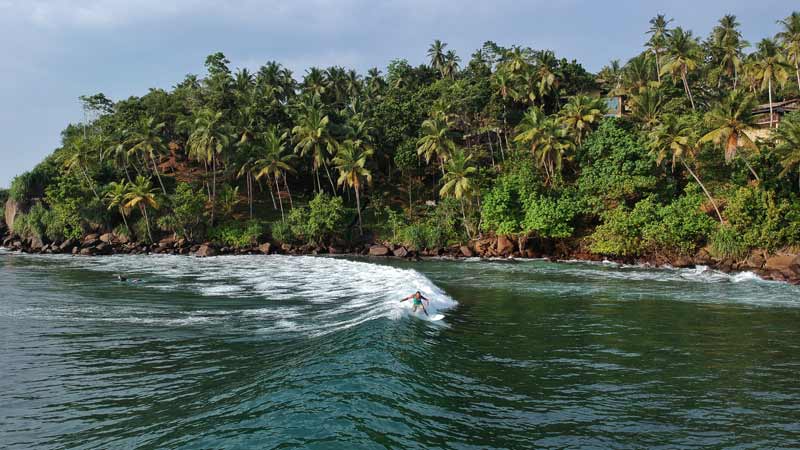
left=413, top=296, right=423, bottom=305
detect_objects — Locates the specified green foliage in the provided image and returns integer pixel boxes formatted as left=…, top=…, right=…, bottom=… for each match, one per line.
left=208, top=220, right=264, bottom=248
left=710, top=225, right=749, bottom=260
left=590, top=190, right=715, bottom=257
left=287, top=194, right=347, bottom=245
left=722, top=186, right=800, bottom=252
left=157, top=184, right=207, bottom=241
left=480, top=157, right=539, bottom=235
left=113, top=223, right=131, bottom=240
left=522, top=192, right=581, bottom=238
left=577, top=119, right=661, bottom=216
left=217, top=184, right=240, bottom=218
left=270, top=220, right=293, bottom=243
left=132, top=217, right=153, bottom=244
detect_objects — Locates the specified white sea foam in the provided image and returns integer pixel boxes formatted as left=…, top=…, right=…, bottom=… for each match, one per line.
left=7, top=254, right=457, bottom=334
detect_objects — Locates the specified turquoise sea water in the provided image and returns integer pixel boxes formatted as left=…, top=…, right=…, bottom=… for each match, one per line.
left=1, top=250, right=800, bottom=449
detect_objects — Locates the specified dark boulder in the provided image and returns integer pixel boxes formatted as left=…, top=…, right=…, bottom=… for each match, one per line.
left=459, top=245, right=473, bottom=258
left=393, top=246, right=408, bottom=258
left=99, top=233, right=115, bottom=244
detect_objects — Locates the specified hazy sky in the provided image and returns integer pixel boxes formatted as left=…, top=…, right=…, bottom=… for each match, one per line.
left=0, top=0, right=795, bottom=188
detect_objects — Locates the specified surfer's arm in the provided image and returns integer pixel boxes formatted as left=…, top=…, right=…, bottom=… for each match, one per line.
left=399, top=295, right=411, bottom=302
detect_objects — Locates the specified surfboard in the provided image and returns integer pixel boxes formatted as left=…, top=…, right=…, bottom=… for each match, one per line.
left=428, top=314, right=445, bottom=321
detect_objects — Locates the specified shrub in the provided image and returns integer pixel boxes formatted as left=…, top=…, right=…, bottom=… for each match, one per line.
left=641, top=189, right=716, bottom=255
left=270, top=220, right=293, bottom=243
left=710, top=225, right=749, bottom=260
left=481, top=177, right=525, bottom=235
left=288, top=194, right=347, bottom=245
left=723, top=186, right=794, bottom=252
left=589, top=190, right=714, bottom=257
left=208, top=220, right=263, bottom=248
left=577, top=118, right=661, bottom=216
left=113, top=223, right=131, bottom=240
left=133, top=217, right=153, bottom=244
left=522, top=192, right=581, bottom=239
left=157, top=184, right=207, bottom=241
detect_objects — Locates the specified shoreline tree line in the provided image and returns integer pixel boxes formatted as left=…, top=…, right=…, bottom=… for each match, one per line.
left=3, top=12, right=800, bottom=261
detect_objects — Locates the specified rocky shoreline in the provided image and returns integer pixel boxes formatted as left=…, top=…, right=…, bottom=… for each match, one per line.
left=2, top=228, right=799, bottom=285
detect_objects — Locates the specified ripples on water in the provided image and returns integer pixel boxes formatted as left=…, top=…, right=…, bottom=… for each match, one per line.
left=1, top=250, right=800, bottom=449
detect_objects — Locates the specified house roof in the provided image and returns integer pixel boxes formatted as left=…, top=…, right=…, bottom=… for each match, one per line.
left=752, top=98, right=800, bottom=115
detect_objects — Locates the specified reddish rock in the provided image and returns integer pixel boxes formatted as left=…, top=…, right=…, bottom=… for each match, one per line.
left=393, top=246, right=409, bottom=258
left=196, top=245, right=217, bottom=257
left=764, top=254, right=800, bottom=274
left=744, top=251, right=766, bottom=270
left=258, top=243, right=272, bottom=254
left=99, top=233, right=114, bottom=244
left=496, top=235, right=514, bottom=256
left=369, top=245, right=390, bottom=256
left=459, top=245, right=473, bottom=257
left=79, top=247, right=95, bottom=256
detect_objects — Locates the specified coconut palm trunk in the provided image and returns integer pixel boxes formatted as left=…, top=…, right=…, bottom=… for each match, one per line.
left=211, top=154, right=217, bottom=224
left=486, top=131, right=496, bottom=168
left=119, top=207, right=130, bottom=233
left=682, top=158, right=723, bottom=222
left=322, top=159, right=337, bottom=193
left=768, top=78, right=775, bottom=128
left=795, top=60, right=800, bottom=91
left=140, top=204, right=153, bottom=242
left=283, top=176, right=294, bottom=209
left=80, top=164, right=101, bottom=201
left=266, top=174, right=277, bottom=209
left=150, top=154, right=167, bottom=195
left=460, top=198, right=472, bottom=239
left=682, top=67, right=696, bottom=111
left=274, top=176, right=285, bottom=222
left=355, top=182, right=363, bottom=235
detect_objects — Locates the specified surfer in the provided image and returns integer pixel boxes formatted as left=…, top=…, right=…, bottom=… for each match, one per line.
left=400, top=291, right=429, bottom=316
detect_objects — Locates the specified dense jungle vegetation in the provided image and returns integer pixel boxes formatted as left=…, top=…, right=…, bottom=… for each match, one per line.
left=5, top=12, right=800, bottom=259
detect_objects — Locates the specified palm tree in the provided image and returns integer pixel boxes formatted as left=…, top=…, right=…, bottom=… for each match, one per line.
left=649, top=115, right=722, bottom=222
left=104, top=180, right=131, bottom=232
left=416, top=114, right=455, bottom=174
left=442, top=50, right=461, bottom=79
left=777, top=12, right=800, bottom=90
left=699, top=90, right=761, bottom=181
left=558, top=95, right=607, bottom=147
left=124, top=175, right=160, bottom=242
left=751, top=39, right=792, bottom=128
left=661, top=27, right=700, bottom=111
left=490, top=67, right=519, bottom=151
left=514, top=108, right=572, bottom=185
left=439, top=149, right=477, bottom=238
left=534, top=50, right=560, bottom=105
left=628, top=84, right=664, bottom=130
left=255, top=126, right=296, bottom=222
left=710, top=15, right=748, bottom=89
left=185, top=108, right=230, bottom=223
left=773, top=112, right=800, bottom=189
left=599, top=60, right=624, bottom=95
left=428, top=40, right=447, bottom=75
left=59, top=136, right=101, bottom=201
left=292, top=102, right=336, bottom=192
left=125, top=117, right=169, bottom=195
left=333, top=140, right=373, bottom=234
left=302, top=67, right=327, bottom=98
left=646, top=14, right=673, bottom=82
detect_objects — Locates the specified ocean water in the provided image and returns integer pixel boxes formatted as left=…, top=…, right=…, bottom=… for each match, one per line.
left=1, top=250, right=800, bottom=449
